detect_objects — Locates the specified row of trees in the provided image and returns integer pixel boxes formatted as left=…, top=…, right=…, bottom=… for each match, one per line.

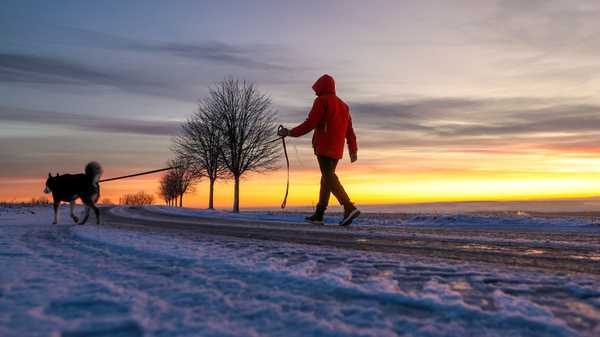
left=158, top=160, right=196, bottom=207
left=158, top=79, right=281, bottom=212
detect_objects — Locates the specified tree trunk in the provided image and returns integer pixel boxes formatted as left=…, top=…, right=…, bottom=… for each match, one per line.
left=233, top=175, right=240, bottom=213
left=179, top=194, right=183, bottom=208
left=208, top=178, right=215, bottom=209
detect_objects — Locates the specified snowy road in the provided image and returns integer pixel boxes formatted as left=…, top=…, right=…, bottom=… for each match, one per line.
left=1, top=206, right=599, bottom=336
left=108, top=206, right=600, bottom=275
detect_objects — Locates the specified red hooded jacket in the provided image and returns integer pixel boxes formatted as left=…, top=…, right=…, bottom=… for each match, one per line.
left=290, top=74, right=357, bottom=160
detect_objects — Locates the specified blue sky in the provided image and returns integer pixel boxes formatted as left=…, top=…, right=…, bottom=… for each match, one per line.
left=2, top=1, right=600, bottom=205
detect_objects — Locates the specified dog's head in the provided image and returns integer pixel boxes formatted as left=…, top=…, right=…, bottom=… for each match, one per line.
left=44, top=172, right=59, bottom=194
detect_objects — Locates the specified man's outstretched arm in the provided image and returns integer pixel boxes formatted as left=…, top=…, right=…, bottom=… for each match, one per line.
left=287, top=98, right=326, bottom=137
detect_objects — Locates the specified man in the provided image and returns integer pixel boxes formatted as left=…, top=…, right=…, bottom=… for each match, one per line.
left=279, top=74, right=360, bottom=226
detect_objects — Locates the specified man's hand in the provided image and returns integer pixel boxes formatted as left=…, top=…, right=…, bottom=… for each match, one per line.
left=350, top=152, right=357, bottom=163
left=278, top=127, right=289, bottom=137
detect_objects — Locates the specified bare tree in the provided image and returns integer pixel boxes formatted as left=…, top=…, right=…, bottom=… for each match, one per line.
left=210, top=78, right=280, bottom=212
left=158, top=174, right=168, bottom=205
left=168, top=158, right=198, bottom=207
left=173, top=105, right=226, bottom=209
left=159, top=173, right=177, bottom=206
left=120, top=191, right=155, bottom=206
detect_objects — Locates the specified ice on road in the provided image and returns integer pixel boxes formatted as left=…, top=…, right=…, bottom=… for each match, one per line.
left=1, top=206, right=599, bottom=337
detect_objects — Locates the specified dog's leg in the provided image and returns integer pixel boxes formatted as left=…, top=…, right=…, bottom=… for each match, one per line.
left=52, top=201, right=59, bottom=224
left=84, top=192, right=101, bottom=225
left=70, top=200, right=79, bottom=223
left=79, top=206, right=90, bottom=225
left=79, top=195, right=97, bottom=225
left=88, top=193, right=101, bottom=225
left=92, top=204, right=100, bottom=225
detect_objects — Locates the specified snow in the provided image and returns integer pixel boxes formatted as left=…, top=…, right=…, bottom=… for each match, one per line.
left=402, top=213, right=597, bottom=229
left=146, top=205, right=599, bottom=229
left=1, top=205, right=600, bottom=336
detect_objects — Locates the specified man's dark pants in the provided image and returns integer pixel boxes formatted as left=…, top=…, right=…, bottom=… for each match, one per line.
left=316, top=155, right=352, bottom=210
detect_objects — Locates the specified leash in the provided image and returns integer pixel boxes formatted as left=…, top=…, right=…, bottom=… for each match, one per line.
left=99, top=166, right=182, bottom=183
left=99, top=125, right=291, bottom=209
left=278, top=125, right=290, bottom=209
left=266, top=136, right=284, bottom=144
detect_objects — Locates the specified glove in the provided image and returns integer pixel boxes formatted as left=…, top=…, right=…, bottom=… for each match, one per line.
left=278, top=127, right=290, bottom=137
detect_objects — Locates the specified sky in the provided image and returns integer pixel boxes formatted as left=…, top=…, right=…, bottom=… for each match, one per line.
left=2, top=0, right=600, bottom=209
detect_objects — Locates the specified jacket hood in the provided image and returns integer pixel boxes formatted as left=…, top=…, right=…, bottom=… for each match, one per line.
left=312, top=74, right=336, bottom=96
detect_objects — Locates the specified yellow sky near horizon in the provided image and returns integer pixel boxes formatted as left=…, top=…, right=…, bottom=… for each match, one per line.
left=5, top=148, right=600, bottom=209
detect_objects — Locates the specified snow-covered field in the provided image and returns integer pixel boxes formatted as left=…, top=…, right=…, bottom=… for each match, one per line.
left=146, top=205, right=600, bottom=229
left=1, top=205, right=599, bottom=336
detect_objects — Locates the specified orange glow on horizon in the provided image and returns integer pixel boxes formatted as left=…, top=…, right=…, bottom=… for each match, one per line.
left=3, top=146, right=600, bottom=208
left=4, top=164, right=600, bottom=209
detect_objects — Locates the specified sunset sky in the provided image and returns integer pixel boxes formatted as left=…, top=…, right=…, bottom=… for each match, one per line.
left=2, top=0, right=600, bottom=208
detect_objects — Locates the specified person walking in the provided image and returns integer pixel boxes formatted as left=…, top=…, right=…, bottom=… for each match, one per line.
left=278, top=74, right=360, bottom=226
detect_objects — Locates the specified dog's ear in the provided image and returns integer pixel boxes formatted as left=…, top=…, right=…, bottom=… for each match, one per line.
left=48, top=172, right=52, bottom=178
left=56, top=173, right=60, bottom=177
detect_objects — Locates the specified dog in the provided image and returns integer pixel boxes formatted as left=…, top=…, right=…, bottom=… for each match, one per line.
left=44, top=162, right=103, bottom=225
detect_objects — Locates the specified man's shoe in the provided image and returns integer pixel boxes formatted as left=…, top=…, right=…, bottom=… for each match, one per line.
left=305, top=207, right=325, bottom=225
left=305, top=214, right=324, bottom=225
left=340, top=205, right=360, bottom=226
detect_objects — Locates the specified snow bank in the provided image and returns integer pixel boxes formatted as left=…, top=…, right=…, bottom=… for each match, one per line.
left=145, top=205, right=596, bottom=229
left=402, top=213, right=596, bottom=228
left=69, top=224, right=598, bottom=336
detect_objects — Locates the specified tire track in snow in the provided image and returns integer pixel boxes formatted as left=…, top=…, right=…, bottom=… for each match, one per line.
left=105, top=206, right=600, bottom=275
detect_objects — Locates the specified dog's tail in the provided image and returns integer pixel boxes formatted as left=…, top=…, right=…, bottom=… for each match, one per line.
left=85, top=161, right=103, bottom=185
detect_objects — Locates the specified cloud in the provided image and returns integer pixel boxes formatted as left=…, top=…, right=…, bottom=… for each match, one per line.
left=455, top=0, right=600, bottom=83
left=0, top=52, right=195, bottom=100
left=478, top=0, right=600, bottom=53
left=258, top=95, right=600, bottom=155
left=20, top=25, right=293, bottom=71
left=0, top=106, right=180, bottom=136
left=350, top=96, right=597, bottom=132
left=0, top=53, right=153, bottom=86
left=0, top=25, right=297, bottom=100
left=140, top=41, right=291, bottom=71
left=275, top=96, right=597, bottom=154
left=0, top=133, right=172, bottom=178
left=431, top=103, right=600, bottom=137
left=348, top=98, right=488, bottom=132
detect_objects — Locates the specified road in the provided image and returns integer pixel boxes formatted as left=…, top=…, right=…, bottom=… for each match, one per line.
left=104, top=206, right=600, bottom=275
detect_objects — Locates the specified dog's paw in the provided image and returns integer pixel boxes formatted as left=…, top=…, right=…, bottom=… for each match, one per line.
left=52, top=221, right=57, bottom=225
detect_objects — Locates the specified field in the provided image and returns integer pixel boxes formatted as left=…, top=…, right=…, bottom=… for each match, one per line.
left=1, top=205, right=599, bottom=337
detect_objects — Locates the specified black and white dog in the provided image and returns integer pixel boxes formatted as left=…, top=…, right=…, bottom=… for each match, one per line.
left=44, top=162, right=103, bottom=225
